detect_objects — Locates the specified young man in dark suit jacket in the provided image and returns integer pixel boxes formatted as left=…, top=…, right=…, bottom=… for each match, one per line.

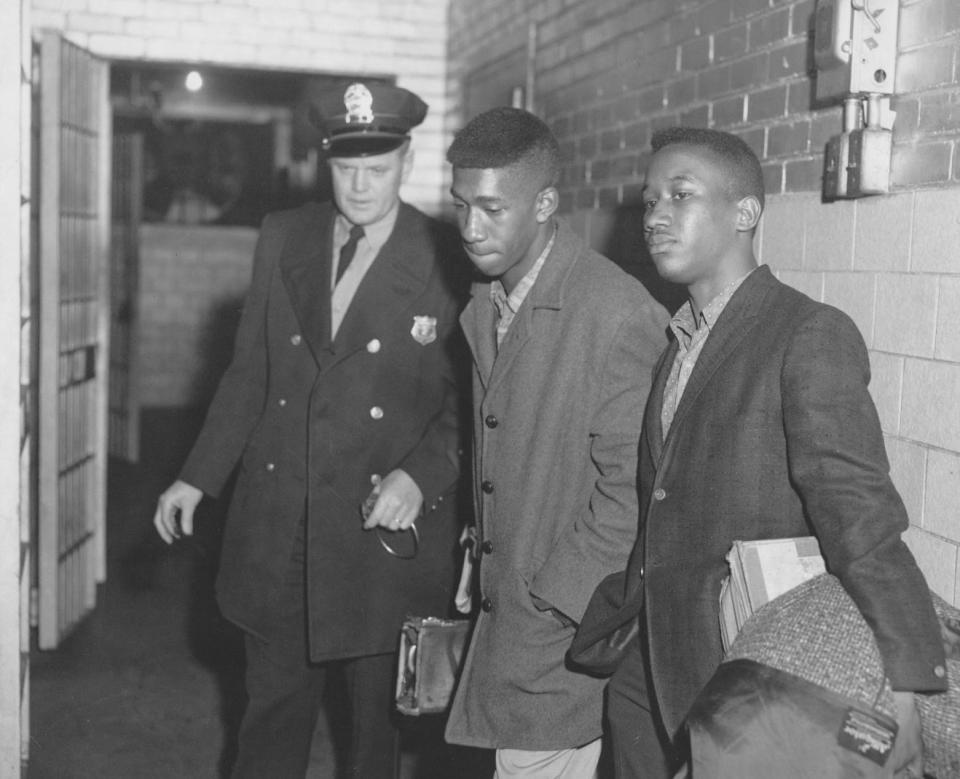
left=153, top=82, right=467, bottom=779
left=572, top=127, right=947, bottom=778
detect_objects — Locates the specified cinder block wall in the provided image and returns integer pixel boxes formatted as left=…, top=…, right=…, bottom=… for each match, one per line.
left=138, top=225, right=258, bottom=407
left=449, top=0, right=960, bottom=605
left=31, top=0, right=453, bottom=213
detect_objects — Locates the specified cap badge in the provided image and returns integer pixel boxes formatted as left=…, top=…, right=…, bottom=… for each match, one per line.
left=344, top=83, right=375, bottom=125
left=410, top=316, right=437, bottom=346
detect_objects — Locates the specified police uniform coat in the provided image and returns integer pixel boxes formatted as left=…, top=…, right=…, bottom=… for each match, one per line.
left=179, top=200, right=466, bottom=660
left=444, top=220, right=669, bottom=749
left=576, top=265, right=947, bottom=741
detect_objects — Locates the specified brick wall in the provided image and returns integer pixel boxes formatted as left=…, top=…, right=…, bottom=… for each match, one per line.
left=449, top=0, right=960, bottom=605
left=450, top=0, right=960, bottom=205
left=31, top=0, right=453, bottom=213
left=894, top=0, right=960, bottom=186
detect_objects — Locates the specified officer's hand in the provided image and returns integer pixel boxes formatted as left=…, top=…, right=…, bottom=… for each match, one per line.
left=890, top=690, right=923, bottom=779
left=362, top=469, right=423, bottom=532
left=154, top=479, right=204, bottom=544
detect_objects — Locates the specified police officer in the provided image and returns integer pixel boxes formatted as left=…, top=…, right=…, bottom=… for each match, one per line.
left=154, top=82, right=467, bottom=779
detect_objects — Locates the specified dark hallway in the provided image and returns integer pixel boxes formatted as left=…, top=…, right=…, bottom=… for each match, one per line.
left=28, top=409, right=490, bottom=779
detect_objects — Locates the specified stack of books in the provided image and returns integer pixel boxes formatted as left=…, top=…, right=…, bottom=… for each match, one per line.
left=719, top=536, right=827, bottom=651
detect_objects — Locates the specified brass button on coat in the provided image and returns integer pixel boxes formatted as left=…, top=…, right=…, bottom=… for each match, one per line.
left=484, top=414, right=498, bottom=428
left=481, top=480, right=494, bottom=494
left=653, top=488, right=666, bottom=501
left=481, top=597, right=493, bottom=612
left=367, top=338, right=381, bottom=353
left=290, top=333, right=302, bottom=345
left=370, top=406, right=384, bottom=420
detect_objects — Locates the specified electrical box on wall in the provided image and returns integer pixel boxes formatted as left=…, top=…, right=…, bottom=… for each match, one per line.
left=814, top=0, right=899, bottom=102
left=824, top=129, right=852, bottom=199
left=814, top=0, right=854, bottom=100
left=815, top=0, right=900, bottom=199
left=846, top=123, right=894, bottom=195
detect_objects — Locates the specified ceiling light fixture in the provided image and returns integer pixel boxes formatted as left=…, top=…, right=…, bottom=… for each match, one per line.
left=185, top=70, right=203, bottom=92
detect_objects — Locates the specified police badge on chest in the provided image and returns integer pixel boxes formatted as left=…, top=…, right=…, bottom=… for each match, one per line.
left=410, top=316, right=437, bottom=346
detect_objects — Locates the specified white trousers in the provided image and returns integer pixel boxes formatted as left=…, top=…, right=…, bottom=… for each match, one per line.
left=494, top=739, right=602, bottom=779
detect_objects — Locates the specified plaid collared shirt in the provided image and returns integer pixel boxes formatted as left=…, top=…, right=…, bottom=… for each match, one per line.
left=490, top=225, right=557, bottom=349
left=661, top=267, right=756, bottom=436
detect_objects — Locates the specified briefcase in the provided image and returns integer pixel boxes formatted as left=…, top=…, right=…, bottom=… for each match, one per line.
left=395, top=616, right=471, bottom=716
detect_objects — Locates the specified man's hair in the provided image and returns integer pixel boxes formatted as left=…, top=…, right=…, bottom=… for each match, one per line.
left=447, top=107, right=561, bottom=188
left=651, top=127, right=765, bottom=209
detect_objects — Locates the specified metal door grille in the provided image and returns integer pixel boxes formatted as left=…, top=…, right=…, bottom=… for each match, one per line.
left=36, top=31, right=110, bottom=649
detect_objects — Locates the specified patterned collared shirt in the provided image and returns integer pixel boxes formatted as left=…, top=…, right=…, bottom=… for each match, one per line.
left=489, top=225, right=557, bottom=349
left=660, top=267, right=757, bottom=436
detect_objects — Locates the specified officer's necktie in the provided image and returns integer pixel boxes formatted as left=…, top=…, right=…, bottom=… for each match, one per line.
left=335, top=224, right=365, bottom=284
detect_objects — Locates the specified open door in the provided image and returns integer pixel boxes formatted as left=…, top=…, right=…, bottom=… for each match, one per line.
left=109, top=132, right=142, bottom=462
left=35, top=31, right=111, bottom=649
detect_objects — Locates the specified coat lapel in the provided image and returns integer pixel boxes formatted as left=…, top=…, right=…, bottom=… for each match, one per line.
left=485, top=290, right=538, bottom=394
left=278, top=203, right=333, bottom=363
left=483, top=220, right=576, bottom=395
left=660, top=266, right=773, bottom=455
left=460, top=288, right=497, bottom=391
left=328, top=203, right=432, bottom=368
left=645, top=344, right=676, bottom=465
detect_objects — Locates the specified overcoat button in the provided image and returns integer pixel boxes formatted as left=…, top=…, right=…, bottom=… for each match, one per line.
left=370, top=406, right=384, bottom=420
left=934, top=664, right=946, bottom=678
left=367, top=338, right=381, bottom=353
left=278, top=398, right=287, bottom=407
left=484, top=414, right=498, bottom=428
left=653, top=488, right=666, bottom=501
left=481, top=597, right=493, bottom=612
left=290, top=334, right=302, bottom=345
left=481, top=540, right=494, bottom=554
left=265, top=463, right=275, bottom=472
left=481, top=480, right=494, bottom=494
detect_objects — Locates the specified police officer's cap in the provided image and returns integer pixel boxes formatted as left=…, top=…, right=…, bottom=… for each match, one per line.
left=311, top=82, right=428, bottom=157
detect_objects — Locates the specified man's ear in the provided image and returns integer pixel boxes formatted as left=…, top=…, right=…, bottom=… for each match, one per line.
left=400, top=147, right=415, bottom=184
left=535, top=186, right=560, bottom=223
left=735, top=195, right=762, bottom=233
